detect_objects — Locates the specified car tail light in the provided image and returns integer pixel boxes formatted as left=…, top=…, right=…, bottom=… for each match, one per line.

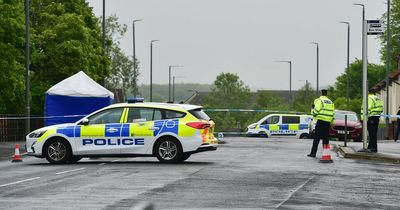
left=186, top=122, right=210, bottom=129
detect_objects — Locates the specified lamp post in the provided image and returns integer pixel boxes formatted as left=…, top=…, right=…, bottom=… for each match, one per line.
left=150, top=40, right=159, bottom=102
left=172, top=76, right=184, bottom=103
left=300, top=80, right=309, bottom=105
left=276, top=60, right=292, bottom=109
left=25, top=0, right=30, bottom=135
left=354, top=3, right=368, bottom=150
left=386, top=0, right=391, bottom=139
left=340, top=21, right=350, bottom=111
left=310, top=42, right=319, bottom=97
left=102, top=0, right=105, bottom=53
left=168, top=65, right=183, bottom=102
left=132, top=19, right=142, bottom=97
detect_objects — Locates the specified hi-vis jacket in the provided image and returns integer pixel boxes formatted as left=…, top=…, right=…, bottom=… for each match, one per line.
left=361, top=94, right=383, bottom=119
left=311, top=96, right=335, bottom=123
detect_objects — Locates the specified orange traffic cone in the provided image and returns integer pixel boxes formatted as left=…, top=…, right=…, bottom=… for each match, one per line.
left=320, top=144, right=333, bottom=163
left=12, top=144, right=23, bottom=162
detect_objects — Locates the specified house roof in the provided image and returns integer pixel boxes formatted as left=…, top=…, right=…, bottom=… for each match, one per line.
left=371, top=70, right=400, bottom=92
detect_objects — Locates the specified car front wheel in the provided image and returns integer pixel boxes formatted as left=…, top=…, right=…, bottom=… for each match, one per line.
left=44, top=139, right=71, bottom=164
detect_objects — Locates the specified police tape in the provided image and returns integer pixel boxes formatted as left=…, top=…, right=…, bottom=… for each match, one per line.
left=204, top=109, right=308, bottom=114
left=0, top=114, right=86, bottom=120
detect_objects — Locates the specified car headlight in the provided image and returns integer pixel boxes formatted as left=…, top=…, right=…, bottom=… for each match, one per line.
left=355, top=124, right=362, bottom=129
left=248, top=124, right=257, bottom=129
left=28, top=130, right=47, bottom=138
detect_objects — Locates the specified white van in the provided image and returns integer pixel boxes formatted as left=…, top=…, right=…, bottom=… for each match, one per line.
left=246, top=114, right=313, bottom=139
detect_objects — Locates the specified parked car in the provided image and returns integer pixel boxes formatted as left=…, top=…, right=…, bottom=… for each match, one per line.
left=246, top=114, right=313, bottom=139
left=330, top=110, right=362, bottom=142
left=310, top=110, right=362, bottom=142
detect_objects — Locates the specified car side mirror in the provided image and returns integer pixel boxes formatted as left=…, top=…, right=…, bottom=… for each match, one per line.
left=81, top=118, right=89, bottom=126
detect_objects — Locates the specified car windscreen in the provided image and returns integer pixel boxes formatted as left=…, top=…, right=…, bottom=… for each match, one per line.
left=189, top=109, right=211, bottom=121
left=334, top=113, right=358, bottom=121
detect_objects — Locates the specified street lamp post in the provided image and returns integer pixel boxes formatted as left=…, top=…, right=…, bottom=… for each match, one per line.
left=132, top=19, right=142, bottom=97
left=168, top=65, right=183, bottom=102
left=340, top=21, right=350, bottom=111
left=25, top=0, right=30, bottom=135
left=354, top=3, right=368, bottom=150
left=150, top=40, right=159, bottom=102
left=300, top=80, right=309, bottom=104
left=276, top=60, right=292, bottom=109
left=386, top=0, right=391, bottom=139
left=172, top=76, right=183, bottom=103
left=310, top=42, right=319, bottom=97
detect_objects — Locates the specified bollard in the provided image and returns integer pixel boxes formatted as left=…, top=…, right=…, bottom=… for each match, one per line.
left=344, top=114, right=348, bottom=147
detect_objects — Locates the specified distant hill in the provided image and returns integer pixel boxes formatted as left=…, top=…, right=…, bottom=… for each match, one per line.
left=127, top=83, right=214, bottom=102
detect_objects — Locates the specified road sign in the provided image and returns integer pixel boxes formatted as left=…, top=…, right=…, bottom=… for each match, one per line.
left=367, top=20, right=384, bottom=35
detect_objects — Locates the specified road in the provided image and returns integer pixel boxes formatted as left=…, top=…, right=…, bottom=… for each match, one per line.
left=1, top=137, right=400, bottom=210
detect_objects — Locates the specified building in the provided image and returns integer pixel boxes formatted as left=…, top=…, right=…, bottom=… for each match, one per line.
left=371, top=70, right=400, bottom=121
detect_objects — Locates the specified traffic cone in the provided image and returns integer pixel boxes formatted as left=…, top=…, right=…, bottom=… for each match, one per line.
left=12, top=144, right=23, bottom=162
left=320, top=144, right=333, bottom=163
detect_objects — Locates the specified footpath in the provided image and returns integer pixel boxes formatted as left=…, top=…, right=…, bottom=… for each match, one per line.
left=0, top=141, right=26, bottom=161
left=331, top=140, right=400, bottom=164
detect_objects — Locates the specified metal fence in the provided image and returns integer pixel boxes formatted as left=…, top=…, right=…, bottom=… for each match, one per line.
left=0, top=115, right=43, bottom=142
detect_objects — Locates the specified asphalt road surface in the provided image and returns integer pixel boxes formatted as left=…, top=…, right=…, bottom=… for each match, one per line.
left=1, top=137, right=400, bottom=210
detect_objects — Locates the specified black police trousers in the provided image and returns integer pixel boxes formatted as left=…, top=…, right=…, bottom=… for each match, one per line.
left=310, top=120, right=331, bottom=155
left=367, top=116, right=380, bottom=151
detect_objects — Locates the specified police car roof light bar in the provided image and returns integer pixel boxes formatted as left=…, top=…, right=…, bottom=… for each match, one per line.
left=127, top=98, right=144, bottom=103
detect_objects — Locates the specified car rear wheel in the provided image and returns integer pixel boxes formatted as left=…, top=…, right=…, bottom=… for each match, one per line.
left=44, top=139, right=71, bottom=164
left=155, top=138, right=183, bottom=163
left=299, top=133, right=309, bottom=139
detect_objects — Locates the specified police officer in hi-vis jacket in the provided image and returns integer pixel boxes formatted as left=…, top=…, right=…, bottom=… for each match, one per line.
left=361, top=90, right=383, bottom=152
left=308, top=89, right=335, bottom=157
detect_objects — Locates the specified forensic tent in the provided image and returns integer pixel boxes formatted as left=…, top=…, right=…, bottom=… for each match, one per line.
left=45, top=71, right=114, bottom=126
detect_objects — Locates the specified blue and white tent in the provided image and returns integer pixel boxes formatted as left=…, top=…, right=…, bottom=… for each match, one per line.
left=45, top=71, right=114, bottom=126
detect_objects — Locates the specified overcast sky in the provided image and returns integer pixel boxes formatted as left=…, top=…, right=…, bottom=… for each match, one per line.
left=87, top=0, right=387, bottom=91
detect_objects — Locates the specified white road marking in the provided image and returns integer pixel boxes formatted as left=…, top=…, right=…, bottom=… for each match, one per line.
left=98, top=163, right=106, bottom=166
left=0, top=177, right=41, bottom=188
left=55, top=167, right=86, bottom=175
left=111, top=159, right=120, bottom=162
left=275, top=175, right=316, bottom=208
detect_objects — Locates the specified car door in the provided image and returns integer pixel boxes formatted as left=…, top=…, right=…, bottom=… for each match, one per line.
left=260, top=115, right=280, bottom=136
left=75, top=107, right=125, bottom=155
left=120, top=107, right=162, bottom=154
left=281, top=115, right=300, bottom=136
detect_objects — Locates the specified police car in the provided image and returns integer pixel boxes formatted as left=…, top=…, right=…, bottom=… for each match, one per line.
left=246, top=114, right=313, bottom=138
left=26, top=99, right=218, bottom=164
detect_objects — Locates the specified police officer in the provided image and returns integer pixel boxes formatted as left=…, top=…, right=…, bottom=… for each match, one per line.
left=361, top=90, right=383, bottom=152
left=308, top=89, right=335, bottom=157
left=395, top=106, right=400, bottom=142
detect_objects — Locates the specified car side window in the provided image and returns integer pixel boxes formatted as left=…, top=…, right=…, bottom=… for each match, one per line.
left=163, top=110, right=186, bottom=119
left=262, top=116, right=279, bottom=124
left=87, top=108, right=124, bottom=125
left=282, top=116, right=300, bottom=124
left=127, top=108, right=155, bottom=122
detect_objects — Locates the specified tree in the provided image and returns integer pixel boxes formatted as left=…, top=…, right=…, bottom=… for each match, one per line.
left=332, top=59, right=385, bottom=100
left=0, top=0, right=25, bottom=113
left=292, top=82, right=316, bottom=113
left=205, top=72, right=251, bottom=108
left=255, top=91, right=288, bottom=111
left=380, top=0, right=400, bottom=70
left=104, top=15, right=139, bottom=99
left=204, top=72, right=252, bottom=132
left=29, top=0, right=108, bottom=114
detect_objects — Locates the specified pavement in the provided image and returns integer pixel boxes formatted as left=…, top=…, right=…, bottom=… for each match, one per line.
left=331, top=140, right=400, bottom=163
left=0, top=141, right=26, bottom=161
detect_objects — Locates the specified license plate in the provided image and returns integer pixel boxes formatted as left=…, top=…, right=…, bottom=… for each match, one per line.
left=337, top=130, right=349, bottom=134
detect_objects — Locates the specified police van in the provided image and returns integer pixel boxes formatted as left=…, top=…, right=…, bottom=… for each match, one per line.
left=246, top=114, right=313, bottom=138
left=26, top=99, right=218, bottom=164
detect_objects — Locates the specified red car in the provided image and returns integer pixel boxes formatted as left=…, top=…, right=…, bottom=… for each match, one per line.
left=329, top=110, right=362, bottom=142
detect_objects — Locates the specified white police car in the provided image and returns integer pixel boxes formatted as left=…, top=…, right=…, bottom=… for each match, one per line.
left=26, top=99, right=218, bottom=163
left=246, top=114, right=313, bottom=138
